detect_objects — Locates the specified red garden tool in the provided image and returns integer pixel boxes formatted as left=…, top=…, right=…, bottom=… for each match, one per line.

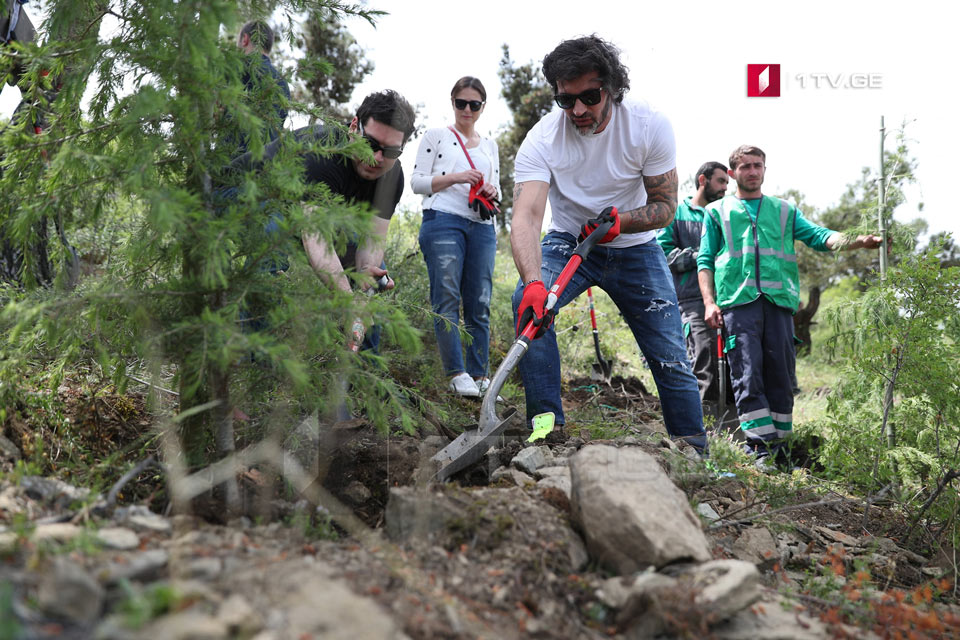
left=717, top=329, right=726, bottom=422
left=431, top=218, right=615, bottom=481
left=586, top=287, right=613, bottom=384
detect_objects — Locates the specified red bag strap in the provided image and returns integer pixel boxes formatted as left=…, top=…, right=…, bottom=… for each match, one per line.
left=447, top=126, right=476, bottom=171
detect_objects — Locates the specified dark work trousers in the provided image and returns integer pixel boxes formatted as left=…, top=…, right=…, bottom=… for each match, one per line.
left=721, top=297, right=795, bottom=443
left=679, top=299, right=718, bottom=404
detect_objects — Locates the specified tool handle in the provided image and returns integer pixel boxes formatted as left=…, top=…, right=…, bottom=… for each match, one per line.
left=517, top=219, right=613, bottom=342
left=587, top=287, right=599, bottom=331
left=717, top=330, right=724, bottom=359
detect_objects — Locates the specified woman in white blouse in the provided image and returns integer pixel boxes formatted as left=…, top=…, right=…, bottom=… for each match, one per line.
left=411, top=77, right=501, bottom=398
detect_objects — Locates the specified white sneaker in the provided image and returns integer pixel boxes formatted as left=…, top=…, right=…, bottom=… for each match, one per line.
left=449, top=372, right=480, bottom=397
left=475, top=378, right=504, bottom=403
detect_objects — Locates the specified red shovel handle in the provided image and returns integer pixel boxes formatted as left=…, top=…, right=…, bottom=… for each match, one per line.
left=517, top=219, right=614, bottom=342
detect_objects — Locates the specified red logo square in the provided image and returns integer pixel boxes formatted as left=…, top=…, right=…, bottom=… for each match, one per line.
left=747, top=64, right=780, bottom=97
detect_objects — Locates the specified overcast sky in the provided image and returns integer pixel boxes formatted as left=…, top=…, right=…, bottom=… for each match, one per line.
left=3, top=0, right=956, bottom=239
left=338, top=0, right=956, bottom=239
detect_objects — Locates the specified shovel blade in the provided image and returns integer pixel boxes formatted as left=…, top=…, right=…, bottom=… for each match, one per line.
left=432, top=408, right=518, bottom=482
left=591, top=358, right=613, bottom=384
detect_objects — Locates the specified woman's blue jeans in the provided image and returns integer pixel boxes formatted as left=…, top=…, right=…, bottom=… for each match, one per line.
left=510, top=232, right=705, bottom=450
left=419, top=209, right=496, bottom=378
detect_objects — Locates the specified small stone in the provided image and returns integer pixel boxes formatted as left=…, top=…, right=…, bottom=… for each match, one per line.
left=0, top=434, right=20, bottom=461
left=537, top=475, right=571, bottom=500
left=731, top=526, right=778, bottom=566
left=103, top=549, right=169, bottom=583
left=37, top=557, right=104, bottom=625
left=490, top=467, right=534, bottom=486
left=512, top=447, right=547, bottom=475
left=128, top=513, right=173, bottom=534
left=178, top=557, right=223, bottom=581
left=218, top=594, right=263, bottom=636
left=343, top=481, right=372, bottom=503
left=33, top=523, right=84, bottom=544
left=20, top=476, right=92, bottom=508
left=96, top=527, right=140, bottom=550
left=696, top=503, right=722, bottom=522
left=816, top=526, right=860, bottom=547
left=141, top=611, right=228, bottom=640
left=117, top=505, right=172, bottom=533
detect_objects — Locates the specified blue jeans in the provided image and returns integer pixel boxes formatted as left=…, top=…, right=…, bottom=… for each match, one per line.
left=511, top=232, right=705, bottom=450
left=419, top=209, right=496, bottom=378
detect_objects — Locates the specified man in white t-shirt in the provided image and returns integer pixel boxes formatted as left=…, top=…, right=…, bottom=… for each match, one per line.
left=511, top=35, right=705, bottom=451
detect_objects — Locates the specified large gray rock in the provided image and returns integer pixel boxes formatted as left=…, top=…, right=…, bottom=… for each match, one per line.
left=569, top=445, right=711, bottom=572
left=36, top=557, right=104, bottom=625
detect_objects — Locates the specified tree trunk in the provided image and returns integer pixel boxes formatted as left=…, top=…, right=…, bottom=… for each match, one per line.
left=793, top=286, right=821, bottom=355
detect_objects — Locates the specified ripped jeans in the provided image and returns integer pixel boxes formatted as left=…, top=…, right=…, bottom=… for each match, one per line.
left=419, top=209, right=497, bottom=378
left=511, top=232, right=705, bottom=449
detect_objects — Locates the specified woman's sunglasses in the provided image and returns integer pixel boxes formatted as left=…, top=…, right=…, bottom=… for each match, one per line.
left=553, top=87, right=603, bottom=110
left=358, top=120, right=404, bottom=159
left=453, top=98, right=485, bottom=112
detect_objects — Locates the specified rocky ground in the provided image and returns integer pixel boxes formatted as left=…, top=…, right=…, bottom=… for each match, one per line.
left=2, top=378, right=959, bottom=639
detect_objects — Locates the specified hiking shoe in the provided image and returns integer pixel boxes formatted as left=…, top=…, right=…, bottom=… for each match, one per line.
left=449, top=372, right=480, bottom=397
left=474, top=377, right=503, bottom=402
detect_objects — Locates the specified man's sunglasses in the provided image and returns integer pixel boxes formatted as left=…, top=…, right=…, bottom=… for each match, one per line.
left=358, top=120, right=404, bottom=159
left=553, top=87, right=603, bottom=110
left=453, top=98, right=485, bottom=112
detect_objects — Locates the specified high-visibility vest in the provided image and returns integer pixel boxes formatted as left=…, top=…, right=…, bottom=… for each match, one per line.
left=705, top=195, right=801, bottom=312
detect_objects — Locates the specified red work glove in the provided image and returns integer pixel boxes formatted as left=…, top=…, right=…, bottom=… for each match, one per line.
left=516, top=280, right=554, bottom=339
left=578, top=206, right=620, bottom=243
left=468, top=180, right=500, bottom=221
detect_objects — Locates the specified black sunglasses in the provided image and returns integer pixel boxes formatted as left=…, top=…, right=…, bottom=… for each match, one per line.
left=553, top=87, right=603, bottom=110
left=453, top=98, right=485, bottom=112
left=358, top=120, right=404, bottom=159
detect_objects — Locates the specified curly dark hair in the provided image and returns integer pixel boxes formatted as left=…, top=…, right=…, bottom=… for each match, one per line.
left=356, top=90, right=417, bottom=142
left=542, top=35, right=630, bottom=104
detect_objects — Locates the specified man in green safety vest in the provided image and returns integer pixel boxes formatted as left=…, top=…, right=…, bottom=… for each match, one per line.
left=697, top=145, right=882, bottom=465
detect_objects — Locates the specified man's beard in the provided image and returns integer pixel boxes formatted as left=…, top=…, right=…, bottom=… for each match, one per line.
left=704, top=185, right=725, bottom=203
left=572, top=98, right=611, bottom=136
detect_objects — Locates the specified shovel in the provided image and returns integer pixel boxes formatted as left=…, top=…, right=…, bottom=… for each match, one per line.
left=586, top=287, right=613, bottom=384
left=431, top=218, right=615, bottom=482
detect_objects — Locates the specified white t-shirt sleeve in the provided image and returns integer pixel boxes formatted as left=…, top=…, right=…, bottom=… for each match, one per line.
left=641, top=111, right=677, bottom=177
left=514, top=125, right=552, bottom=184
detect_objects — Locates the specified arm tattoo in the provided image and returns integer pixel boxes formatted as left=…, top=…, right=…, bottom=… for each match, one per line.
left=619, top=169, right=679, bottom=233
left=513, top=181, right=525, bottom=203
